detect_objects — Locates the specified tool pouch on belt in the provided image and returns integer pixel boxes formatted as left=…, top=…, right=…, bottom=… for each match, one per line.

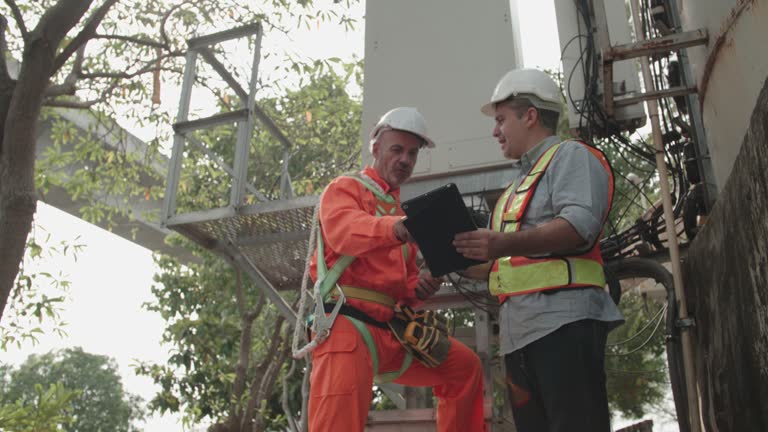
left=387, top=305, right=451, bottom=368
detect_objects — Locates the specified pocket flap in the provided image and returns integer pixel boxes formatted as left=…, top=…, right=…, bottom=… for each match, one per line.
left=313, top=330, right=358, bottom=357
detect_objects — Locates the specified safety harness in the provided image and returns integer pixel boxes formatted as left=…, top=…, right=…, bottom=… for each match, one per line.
left=297, top=171, right=449, bottom=383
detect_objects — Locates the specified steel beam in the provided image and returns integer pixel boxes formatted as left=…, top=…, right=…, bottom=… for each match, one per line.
left=230, top=27, right=263, bottom=208
left=235, top=195, right=318, bottom=216
left=236, top=230, right=311, bottom=246
left=173, top=109, right=249, bottom=134
left=165, top=206, right=237, bottom=227
left=614, top=85, right=698, bottom=107
left=605, top=29, right=708, bottom=61
left=199, top=48, right=296, bottom=152
left=234, top=246, right=297, bottom=322
left=161, top=50, right=198, bottom=223
left=187, top=22, right=261, bottom=50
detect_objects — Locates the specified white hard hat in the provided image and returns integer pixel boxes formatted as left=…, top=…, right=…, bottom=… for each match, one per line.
left=369, top=107, right=435, bottom=152
left=480, top=68, right=562, bottom=116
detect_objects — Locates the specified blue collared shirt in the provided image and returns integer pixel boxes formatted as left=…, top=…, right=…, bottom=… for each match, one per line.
left=497, top=135, right=624, bottom=355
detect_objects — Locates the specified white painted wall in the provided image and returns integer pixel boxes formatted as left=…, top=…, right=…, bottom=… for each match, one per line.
left=679, top=0, right=768, bottom=187
left=360, top=0, right=520, bottom=180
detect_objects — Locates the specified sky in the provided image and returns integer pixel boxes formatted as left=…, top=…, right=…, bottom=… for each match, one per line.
left=3, top=1, right=677, bottom=431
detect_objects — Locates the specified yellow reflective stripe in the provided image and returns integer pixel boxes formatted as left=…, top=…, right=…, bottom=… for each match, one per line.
left=513, top=144, right=561, bottom=196
left=506, top=194, right=527, bottom=219
left=489, top=259, right=569, bottom=296
left=503, top=222, right=518, bottom=233
left=514, top=144, right=561, bottom=194
left=569, top=258, right=606, bottom=287
left=533, top=143, right=561, bottom=171
left=489, top=257, right=605, bottom=296
left=329, top=285, right=396, bottom=307
left=495, top=143, right=562, bottom=231
left=491, top=186, right=515, bottom=231
left=517, top=174, right=539, bottom=192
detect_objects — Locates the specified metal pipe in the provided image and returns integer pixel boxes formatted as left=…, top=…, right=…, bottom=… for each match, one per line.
left=628, top=0, right=702, bottom=430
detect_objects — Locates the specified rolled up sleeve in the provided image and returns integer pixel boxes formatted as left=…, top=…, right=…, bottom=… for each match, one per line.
left=549, top=142, right=610, bottom=246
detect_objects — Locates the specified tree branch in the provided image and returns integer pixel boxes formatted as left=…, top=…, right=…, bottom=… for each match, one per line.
left=52, top=0, right=119, bottom=73
left=45, top=45, right=85, bottom=97
left=242, top=314, right=286, bottom=430
left=78, top=51, right=183, bottom=80
left=160, top=0, right=193, bottom=49
left=42, top=75, right=118, bottom=109
left=42, top=98, right=98, bottom=109
left=4, top=0, right=28, bottom=42
left=229, top=268, right=266, bottom=431
left=81, top=66, right=181, bottom=80
left=92, top=33, right=166, bottom=49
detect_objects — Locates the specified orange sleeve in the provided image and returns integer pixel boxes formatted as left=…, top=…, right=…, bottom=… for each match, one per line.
left=319, top=177, right=403, bottom=257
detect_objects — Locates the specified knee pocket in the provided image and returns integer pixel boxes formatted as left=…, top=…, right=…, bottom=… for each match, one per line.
left=311, top=331, right=367, bottom=396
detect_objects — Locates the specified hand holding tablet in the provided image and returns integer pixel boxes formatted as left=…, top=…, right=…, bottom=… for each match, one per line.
left=401, top=183, right=485, bottom=276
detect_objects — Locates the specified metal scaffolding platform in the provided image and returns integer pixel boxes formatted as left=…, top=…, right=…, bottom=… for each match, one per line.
left=159, top=22, right=312, bottom=322
left=167, top=196, right=318, bottom=291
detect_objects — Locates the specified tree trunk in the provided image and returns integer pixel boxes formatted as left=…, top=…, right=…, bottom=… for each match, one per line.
left=0, top=0, right=98, bottom=322
left=0, top=37, right=52, bottom=322
left=228, top=269, right=266, bottom=431
left=241, top=314, right=286, bottom=431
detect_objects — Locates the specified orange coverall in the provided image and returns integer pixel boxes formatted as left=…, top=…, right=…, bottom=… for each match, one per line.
left=308, top=166, right=486, bottom=432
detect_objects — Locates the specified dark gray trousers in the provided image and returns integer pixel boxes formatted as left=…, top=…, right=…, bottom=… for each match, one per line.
left=504, top=319, right=611, bottom=432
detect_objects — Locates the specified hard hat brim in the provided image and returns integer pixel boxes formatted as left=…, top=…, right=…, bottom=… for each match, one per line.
left=480, top=101, right=496, bottom=117
left=368, top=126, right=436, bottom=151
left=480, top=98, right=562, bottom=118
left=420, top=134, right=436, bottom=148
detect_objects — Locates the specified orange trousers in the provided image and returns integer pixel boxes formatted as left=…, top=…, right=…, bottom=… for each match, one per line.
left=308, top=316, right=486, bottom=432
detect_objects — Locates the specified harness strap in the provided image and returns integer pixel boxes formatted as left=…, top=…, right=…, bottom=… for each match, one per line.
left=344, top=315, right=414, bottom=384
left=329, top=285, right=396, bottom=308
left=323, top=303, right=389, bottom=329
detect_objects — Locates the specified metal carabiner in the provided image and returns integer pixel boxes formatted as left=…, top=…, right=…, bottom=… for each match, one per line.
left=292, top=282, right=346, bottom=359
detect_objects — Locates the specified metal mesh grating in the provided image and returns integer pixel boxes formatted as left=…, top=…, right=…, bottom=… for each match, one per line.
left=168, top=198, right=318, bottom=290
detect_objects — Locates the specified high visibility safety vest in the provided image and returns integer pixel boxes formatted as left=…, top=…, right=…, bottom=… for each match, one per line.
left=314, top=171, right=413, bottom=383
left=488, top=141, right=614, bottom=302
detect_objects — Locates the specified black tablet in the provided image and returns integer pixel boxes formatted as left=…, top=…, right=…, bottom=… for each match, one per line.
left=401, top=183, right=485, bottom=276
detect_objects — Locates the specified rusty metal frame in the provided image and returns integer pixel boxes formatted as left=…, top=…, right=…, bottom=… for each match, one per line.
left=600, top=18, right=708, bottom=119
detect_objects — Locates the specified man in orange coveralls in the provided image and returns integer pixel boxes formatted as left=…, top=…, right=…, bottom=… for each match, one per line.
left=308, top=107, right=486, bottom=432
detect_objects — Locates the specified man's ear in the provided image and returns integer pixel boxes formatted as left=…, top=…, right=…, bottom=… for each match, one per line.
left=525, top=107, right=539, bottom=128
left=372, top=141, right=380, bottom=159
